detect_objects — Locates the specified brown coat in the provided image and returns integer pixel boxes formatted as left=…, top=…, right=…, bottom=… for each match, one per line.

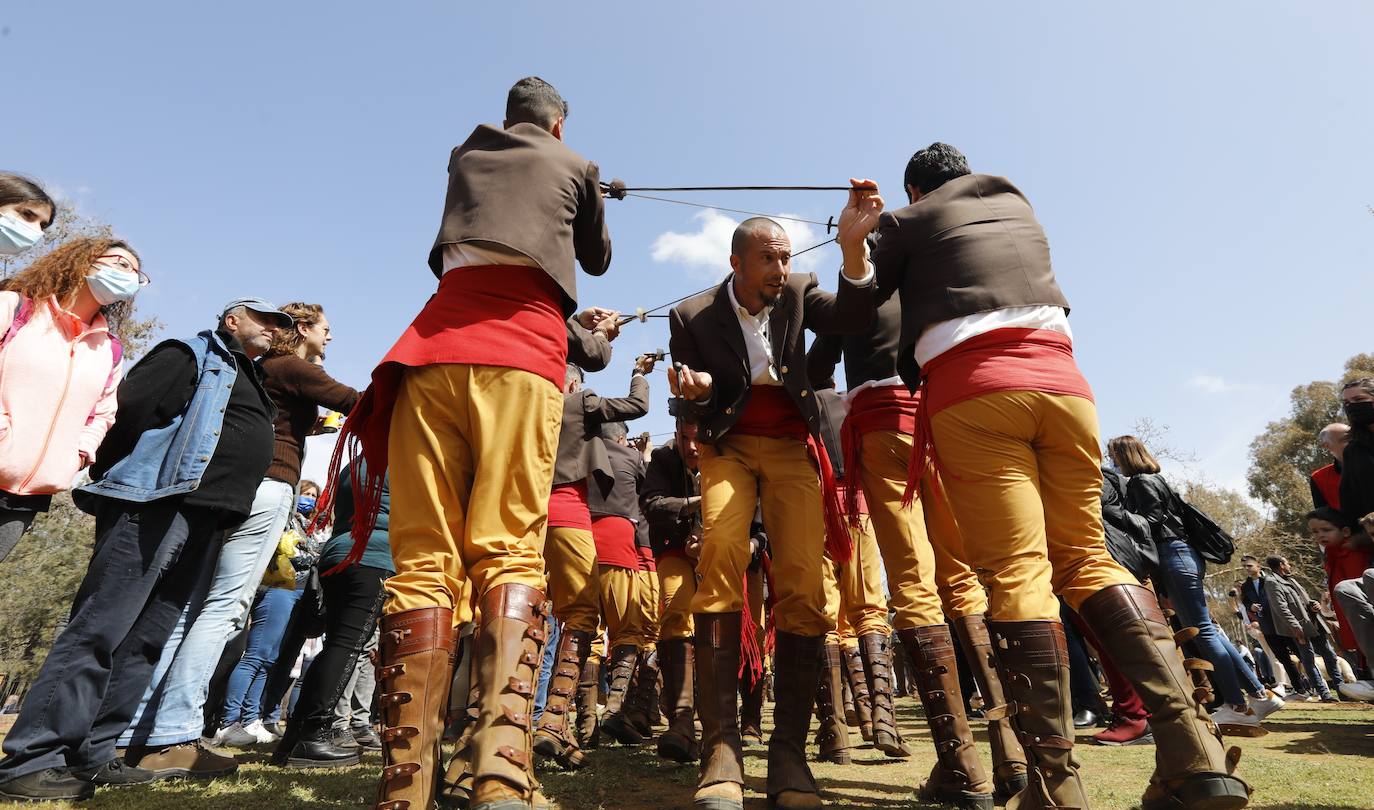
left=259, top=353, right=360, bottom=487
left=667, top=272, right=873, bottom=443
left=872, top=173, right=1069, bottom=387
left=428, top=123, right=612, bottom=315
left=553, top=374, right=650, bottom=490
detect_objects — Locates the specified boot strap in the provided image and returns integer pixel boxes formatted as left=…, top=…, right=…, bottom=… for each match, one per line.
left=520, top=650, right=540, bottom=667
left=982, top=703, right=1010, bottom=720
left=382, top=725, right=419, bottom=742
left=1020, top=733, right=1074, bottom=750
left=1183, top=658, right=1214, bottom=672
left=379, top=691, right=413, bottom=707
left=500, top=704, right=531, bottom=730
left=507, top=676, right=533, bottom=697
left=524, top=626, right=545, bottom=644
left=375, top=801, right=409, bottom=810
left=382, top=762, right=421, bottom=780
left=378, top=663, right=405, bottom=679
left=497, top=745, right=530, bottom=768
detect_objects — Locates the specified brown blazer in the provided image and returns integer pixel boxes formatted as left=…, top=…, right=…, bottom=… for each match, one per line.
left=566, top=318, right=611, bottom=372
left=552, top=375, right=650, bottom=490
left=667, top=272, right=874, bottom=443
left=872, top=173, right=1069, bottom=387
left=428, top=122, right=612, bottom=315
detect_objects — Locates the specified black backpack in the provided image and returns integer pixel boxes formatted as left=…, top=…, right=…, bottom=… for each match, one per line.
left=1171, top=490, right=1236, bottom=565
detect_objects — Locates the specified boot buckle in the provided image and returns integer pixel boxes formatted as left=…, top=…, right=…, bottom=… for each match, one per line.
left=497, top=744, right=530, bottom=768
left=378, top=663, right=405, bottom=679
left=382, top=725, right=419, bottom=742
left=380, top=691, right=413, bottom=707
left=500, top=704, right=531, bottom=729
left=508, top=676, right=533, bottom=697
left=383, top=762, right=421, bottom=780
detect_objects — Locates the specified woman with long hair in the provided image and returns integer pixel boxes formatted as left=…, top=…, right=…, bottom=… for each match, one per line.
left=0, top=235, right=146, bottom=561
left=0, top=173, right=56, bottom=258
left=1106, top=435, right=1284, bottom=735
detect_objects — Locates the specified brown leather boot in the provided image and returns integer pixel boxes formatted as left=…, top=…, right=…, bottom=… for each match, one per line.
left=814, top=641, right=853, bottom=764
left=624, top=648, right=659, bottom=738
left=951, top=614, right=1031, bottom=800
left=842, top=644, right=874, bottom=743
left=532, top=626, right=590, bottom=770
left=469, top=583, right=547, bottom=810
left=900, top=625, right=995, bottom=810
left=693, top=613, right=744, bottom=810
left=770, top=632, right=824, bottom=810
left=601, top=644, right=646, bottom=745
left=984, top=620, right=1084, bottom=810
left=439, top=631, right=479, bottom=809
left=574, top=655, right=601, bottom=750
left=374, top=606, right=457, bottom=810
left=657, top=638, right=700, bottom=763
left=857, top=633, right=911, bottom=758
left=740, top=669, right=765, bottom=747
left=1079, top=585, right=1251, bottom=810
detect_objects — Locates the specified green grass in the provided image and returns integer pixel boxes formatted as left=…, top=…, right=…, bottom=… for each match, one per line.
left=2, top=701, right=1370, bottom=809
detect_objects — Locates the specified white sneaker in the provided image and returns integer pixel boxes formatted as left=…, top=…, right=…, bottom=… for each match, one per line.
left=1270, top=683, right=1289, bottom=698
left=220, top=721, right=261, bottom=747
left=211, top=725, right=234, bottom=745
left=1210, top=704, right=1267, bottom=737
left=1337, top=680, right=1374, bottom=702
left=243, top=719, right=276, bottom=744
left=1248, top=690, right=1286, bottom=721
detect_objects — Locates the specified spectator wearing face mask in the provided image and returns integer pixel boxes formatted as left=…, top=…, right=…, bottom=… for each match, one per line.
left=0, top=235, right=143, bottom=562
left=1337, top=380, right=1374, bottom=548
left=0, top=173, right=55, bottom=259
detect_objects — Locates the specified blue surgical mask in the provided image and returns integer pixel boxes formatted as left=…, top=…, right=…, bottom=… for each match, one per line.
left=85, top=262, right=143, bottom=305
left=297, top=495, right=317, bottom=515
left=0, top=213, right=43, bottom=257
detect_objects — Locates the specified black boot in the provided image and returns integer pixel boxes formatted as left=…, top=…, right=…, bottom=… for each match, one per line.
left=0, top=769, right=96, bottom=802
left=286, top=723, right=363, bottom=769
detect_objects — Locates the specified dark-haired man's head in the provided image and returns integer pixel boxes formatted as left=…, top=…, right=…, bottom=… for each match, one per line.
left=601, top=420, right=629, bottom=444
left=903, top=142, right=971, bottom=204
left=1265, top=555, right=1290, bottom=575
left=675, top=419, right=701, bottom=471
left=1241, top=554, right=1262, bottom=579
left=728, top=217, right=791, bottom=315
left=505, top=76, right=568, bottom=139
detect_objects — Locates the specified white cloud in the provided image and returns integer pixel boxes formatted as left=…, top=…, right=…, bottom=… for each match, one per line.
left=650, top=209, right=828, bottom=282
left=1187, top=373, right=1265, bottom=395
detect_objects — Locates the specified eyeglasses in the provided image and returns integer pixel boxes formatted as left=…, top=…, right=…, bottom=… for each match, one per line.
left=96, top=254, right=151, bottom=286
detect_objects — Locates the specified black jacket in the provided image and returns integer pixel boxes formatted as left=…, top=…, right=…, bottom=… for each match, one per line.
left=1339, top=437, right=1374, bottom=532
left=91, top=329, right=275, bottom=522
left=1241, top=575, right=1279, bottom=635
left=641, top=439, right=768, bottom=569
left=1125, top=473, right=1187, bottom=545
left=1101, top=467, right=1155, bottom=580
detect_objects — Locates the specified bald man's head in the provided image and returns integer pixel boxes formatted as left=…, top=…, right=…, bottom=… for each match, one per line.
left=1319, top=422, right=1351, bottom=457
left=731, top=217, right=787, bottom=258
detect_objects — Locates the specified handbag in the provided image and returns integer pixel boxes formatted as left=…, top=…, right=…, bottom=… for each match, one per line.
left=298, top=566, right=328, bottom=639
left=1172, top=492, right=1236, bottom=565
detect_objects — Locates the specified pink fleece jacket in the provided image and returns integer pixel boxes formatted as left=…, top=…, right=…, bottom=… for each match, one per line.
left=0, top=291, right=122, bottom=495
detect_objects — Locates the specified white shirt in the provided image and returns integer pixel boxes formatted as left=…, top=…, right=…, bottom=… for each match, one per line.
left=441, top=240, right=537, bottom=274
left=726, top=277, right=781, bottom=386
left=724, top=252, right=876, bottom=387
left=914, top=305, right=1072, bottom=366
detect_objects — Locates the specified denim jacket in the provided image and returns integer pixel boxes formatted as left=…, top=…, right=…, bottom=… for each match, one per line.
left=78, top=330, right=243, bottom=503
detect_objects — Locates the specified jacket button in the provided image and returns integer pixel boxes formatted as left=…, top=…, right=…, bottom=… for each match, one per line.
left=781, top=366, right=789, bottom=374
left=800, top=390, right=809, bottom=397
left=725, top=407, right=733, bottom=415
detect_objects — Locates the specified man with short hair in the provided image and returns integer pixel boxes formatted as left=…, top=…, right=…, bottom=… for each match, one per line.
left=1311, top=423, right=1349, bottom=510
left=333, top=76, right=612, bottom=810
left=667, top=183, right=881, bottom=810
left=0, top=300, right=287, bottom=802
left=1240, top=554, right=1308, bottom=695
left=873, top=143, right=1248, bottom=810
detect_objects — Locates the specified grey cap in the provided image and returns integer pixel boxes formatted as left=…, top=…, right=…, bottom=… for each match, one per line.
left=220, top=297, right=294, bottom=328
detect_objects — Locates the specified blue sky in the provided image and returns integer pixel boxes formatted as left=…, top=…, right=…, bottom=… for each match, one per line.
left=5, top=2, right=1371, bottom=493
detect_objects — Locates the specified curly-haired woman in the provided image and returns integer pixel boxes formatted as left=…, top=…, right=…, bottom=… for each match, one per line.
left=0, top=236, right=146, bottom=561
left=0, top=173, right=56, bottom=257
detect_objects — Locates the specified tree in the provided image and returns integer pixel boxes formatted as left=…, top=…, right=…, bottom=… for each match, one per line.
left=1246, top=353, right=1374, bottom=535
left=0, top=204, right=163, bottom=693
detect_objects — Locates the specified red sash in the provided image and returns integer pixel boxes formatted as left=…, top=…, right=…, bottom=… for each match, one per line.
left=841, top=385, right=917, bottom=520
left=548, top=481, right=592, bottom=530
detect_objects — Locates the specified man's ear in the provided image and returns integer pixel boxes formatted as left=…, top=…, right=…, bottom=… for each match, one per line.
left=906, top=184, right=922, bottom=204
left=729, top=254, right=741, bottom=274
left=550, top=117, right=565, bottom=141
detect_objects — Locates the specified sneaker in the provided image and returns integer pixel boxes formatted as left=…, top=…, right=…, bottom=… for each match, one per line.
left=0, top=768, right=96, bottom=801
left=1337, top=679, right=1374, bottom=702
left=126, top=740, right=239, bottom=780
left=1091, top=714, right=1154, bottom=746
left=330, top=727, right=361, bottom=750
left=72, top=757, right=156, bottom=786
left=219, top=721, right=260, bottom=748
left=1321, top=693, right=1341, bottom=703
left=1210, top=704, right=1267, bottom=738
left=1248, top=690, right=1286, bottom=722
left=244, top=719, right=277, bottom=744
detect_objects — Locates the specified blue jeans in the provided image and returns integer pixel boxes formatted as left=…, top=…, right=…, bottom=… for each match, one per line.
left=118, top=479, right=296, bottom=746
left=1155, top=539, right=1263, bottom=706
left=219, top=586, right=302, bottom=725
left=533, top=616, right=560, bottom=722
